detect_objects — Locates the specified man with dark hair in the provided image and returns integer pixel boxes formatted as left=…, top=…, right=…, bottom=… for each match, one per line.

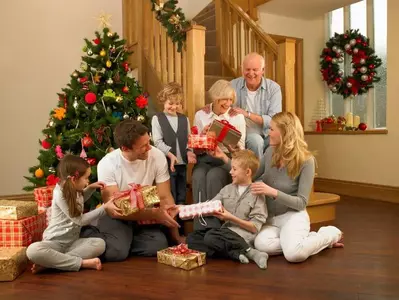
left=81, top=119, right=183, bottom=262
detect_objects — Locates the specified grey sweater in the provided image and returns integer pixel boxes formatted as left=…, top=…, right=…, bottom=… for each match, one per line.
left=254, top=147, right=315, bottom=217
left=212, top=183, right=267, bottom=244
left=43, top=184, right=106, bottom=244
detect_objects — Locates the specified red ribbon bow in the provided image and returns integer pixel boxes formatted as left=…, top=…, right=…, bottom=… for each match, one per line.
left=171, top=244, right=197, bottom=255
left=112, top=183, right=145, bottom=210
left=217, top=120, right=240, bottom=143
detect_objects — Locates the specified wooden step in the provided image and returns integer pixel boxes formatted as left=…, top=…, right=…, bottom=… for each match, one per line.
left=205, top=75, right=234, bottom=91
left=205, top=46, right=220, bottom=62
left=307, top=192, right=340, bottom=224
left=193, top=3, right=215, bottom=22
left=206, top=29, right=217, bottom=47
left=205, top=61, right=222, bottom=76
left=194, top=14, right=216, bottom=31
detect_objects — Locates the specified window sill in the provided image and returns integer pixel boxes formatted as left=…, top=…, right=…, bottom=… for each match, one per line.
left=305, top=129, right=388, bottom=135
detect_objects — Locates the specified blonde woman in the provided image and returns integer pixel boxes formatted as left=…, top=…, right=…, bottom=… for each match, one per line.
left=209, top=112, right=343, bottom=263
left=191, top=79, right=246, bottom=230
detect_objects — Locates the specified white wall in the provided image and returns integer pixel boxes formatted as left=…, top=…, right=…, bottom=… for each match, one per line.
left=258, top=12, right=325, bottom=130
left=177, top=0, right=212, bottom=20
left=0, top=0, right=122, bottom=194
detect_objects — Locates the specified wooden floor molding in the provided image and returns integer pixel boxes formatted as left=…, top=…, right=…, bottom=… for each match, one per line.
left=0, top=193, right=34, bottom=201
left=315, top=177, right=399, bottom=204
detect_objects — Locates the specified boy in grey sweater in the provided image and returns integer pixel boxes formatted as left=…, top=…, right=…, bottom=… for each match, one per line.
left=187, top=150, right=269, bottom=269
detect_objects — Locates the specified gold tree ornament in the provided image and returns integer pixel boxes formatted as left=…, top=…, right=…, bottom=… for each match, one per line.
left=95, top=11, right=112, bottom=29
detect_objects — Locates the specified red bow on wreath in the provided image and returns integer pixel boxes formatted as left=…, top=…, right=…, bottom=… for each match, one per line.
left=347, top=77, right=360, bottom=95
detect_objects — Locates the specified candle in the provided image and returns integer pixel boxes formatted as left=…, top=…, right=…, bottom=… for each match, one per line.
left=353, top=115, right=360, bottom=128
left=345, top=112, right=353, bottom=127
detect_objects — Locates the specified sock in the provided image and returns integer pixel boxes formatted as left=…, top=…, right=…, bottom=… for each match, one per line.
left=246, top=248, right=268, bottom=269
left=239, top=254, right=249, bottom=264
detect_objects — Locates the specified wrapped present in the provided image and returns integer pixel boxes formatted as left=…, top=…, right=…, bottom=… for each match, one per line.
left=38, top=207, right=52, bottom=227
left=208, top=119, right=242, bottom=147
left=179, top=200, right=222, bottom=220
left=0, top=200, right=38, bottom=220
left=112, top=184, right=160, bottom=216
left=0, top=247, right=27, bottom=282
left=0, top=211, right=46, bottom=247
left=187, top=126, right=217, bottom=151
left=33, top=185, right=55, bottom=208
left=157, top=244, right=206, bottom=270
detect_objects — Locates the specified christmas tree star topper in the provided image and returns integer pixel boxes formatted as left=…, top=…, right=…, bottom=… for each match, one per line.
left=95, top=11, right=112, bottom=29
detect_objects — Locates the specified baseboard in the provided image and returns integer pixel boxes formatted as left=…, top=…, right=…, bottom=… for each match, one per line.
left=314, top=178, right=399, bottom=204
left=0, top=193, right=34, bottom=201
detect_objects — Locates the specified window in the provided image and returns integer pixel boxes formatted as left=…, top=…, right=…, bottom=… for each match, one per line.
left=327, top=0, right=387, bottom=129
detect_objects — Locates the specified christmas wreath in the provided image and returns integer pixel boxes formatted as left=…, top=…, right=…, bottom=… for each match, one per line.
left=320, top=29, right=382, bottom=98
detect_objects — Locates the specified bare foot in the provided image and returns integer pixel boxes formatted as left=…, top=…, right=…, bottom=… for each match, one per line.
left=31, top=264, right=47, bottom=274
left=81, top=258, right=102, bottom=271
left=333, top=232, right=344, bottom=248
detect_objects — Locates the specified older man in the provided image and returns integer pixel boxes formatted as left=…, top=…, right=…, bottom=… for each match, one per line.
left=230, top=52, right=282, bottom=157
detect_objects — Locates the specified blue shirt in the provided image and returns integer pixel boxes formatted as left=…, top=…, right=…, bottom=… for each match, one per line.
left=230, top=77, right=282, bottom=135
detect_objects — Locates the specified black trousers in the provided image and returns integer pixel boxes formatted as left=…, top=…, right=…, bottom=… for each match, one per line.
left=186, top=227, right=250, bottom=261
left=169, top=164, right=187, bottom=235
left=80, top=215, right=169, bottom=262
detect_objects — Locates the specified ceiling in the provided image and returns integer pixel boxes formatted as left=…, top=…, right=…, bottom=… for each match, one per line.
left=259, top=0, right=363, bottom=19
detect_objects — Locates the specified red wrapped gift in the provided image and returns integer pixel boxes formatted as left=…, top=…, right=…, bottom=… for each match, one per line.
left=188, top=126, right=217, bottom=151
left=208, top=119, right=242, bottom=147
left=0, top=211, right=46, bottom=247
left=33, top=185, right=55, bottom=208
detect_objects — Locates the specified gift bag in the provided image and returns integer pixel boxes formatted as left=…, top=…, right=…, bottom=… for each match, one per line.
left=157, top=244, right=206, bottom=270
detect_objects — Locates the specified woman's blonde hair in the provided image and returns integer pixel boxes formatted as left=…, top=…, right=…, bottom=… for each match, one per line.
left=271, top=112, right=314, bottom=179
left=208, top=80, right=236, bottom=105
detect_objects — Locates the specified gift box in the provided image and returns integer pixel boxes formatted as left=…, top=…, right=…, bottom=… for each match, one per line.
left=0, top=211, right=46, bottom=247
left=208, top=119, right=242, bottom=147
left=0, top=200, right=38, bottom=220
left=0, top=247, right=27, bottom=282
left=38, top=207, right=52, bottom=227
left=33, top=185, right=55, bottom=208
left=178, top=200, right=222, bottom=220
left=112, top=184, right=160, bottom=216
left=157, top=244, right=206, bottom=270
left=187, top=134, right=217, bottom=151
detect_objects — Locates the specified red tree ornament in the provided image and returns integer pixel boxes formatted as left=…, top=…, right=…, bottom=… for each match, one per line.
left=85, top=92, right=97, bottom=104
left=41, top=139, right=52, bottom=149
left=122, top=62, right=129, bottom=71
left=122, top=86, right=129, bottom=94
left=46, top=174, right=59, bottom=186
left=79, top=77, right=88, bottom=83
left=87, top=158, right=97, bottom=166
left=93, top=38, right=101, bottom=45
left=135, top=95, right=148, bottom=109
left=82, top=135, right=93, bottom=147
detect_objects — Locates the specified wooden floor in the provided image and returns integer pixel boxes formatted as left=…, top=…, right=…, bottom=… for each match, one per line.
left=2, top=197, right=399, bottom=300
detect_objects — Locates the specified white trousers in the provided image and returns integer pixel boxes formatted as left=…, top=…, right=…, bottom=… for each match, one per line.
left=254, top=210, right=342, bottom=263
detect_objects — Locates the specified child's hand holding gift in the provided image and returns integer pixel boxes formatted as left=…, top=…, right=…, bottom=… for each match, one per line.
left=87, top=181, right=106, bottom=190
left=213, top=206, right=234, bottom=221
left=187, top=151, right=197, bottom=164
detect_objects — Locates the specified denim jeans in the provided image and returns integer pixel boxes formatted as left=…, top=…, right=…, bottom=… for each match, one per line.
left=245, top=133, right=270, bottom=158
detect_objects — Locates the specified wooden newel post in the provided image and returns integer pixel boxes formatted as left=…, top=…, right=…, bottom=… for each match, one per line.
left=276, top=38, right=296, bottom=113
left=185, top=24, right=206, bottom=124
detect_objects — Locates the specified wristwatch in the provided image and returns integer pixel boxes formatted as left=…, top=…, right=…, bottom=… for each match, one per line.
left=246, top=110, right=251, bottom=118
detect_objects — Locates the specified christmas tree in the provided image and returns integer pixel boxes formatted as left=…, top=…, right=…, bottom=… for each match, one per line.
left=23, top=18, right=148, bottom=208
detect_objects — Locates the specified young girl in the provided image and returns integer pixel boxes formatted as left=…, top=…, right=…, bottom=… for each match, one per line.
left=27, top=155, right=115, bottom=273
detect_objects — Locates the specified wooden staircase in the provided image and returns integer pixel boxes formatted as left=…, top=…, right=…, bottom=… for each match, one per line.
left=193, top=3, right=234, bottom=102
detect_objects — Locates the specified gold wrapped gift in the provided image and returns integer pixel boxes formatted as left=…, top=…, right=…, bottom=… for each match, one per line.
left=0, top=200, right=38, bottom=220
left=157, top=244, right=206, bottom=271
left=0, top=247, right=28, bottom=282
left=113, top=184, right=160, bottom=216
left=208, top=119, right=242, bottom=147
